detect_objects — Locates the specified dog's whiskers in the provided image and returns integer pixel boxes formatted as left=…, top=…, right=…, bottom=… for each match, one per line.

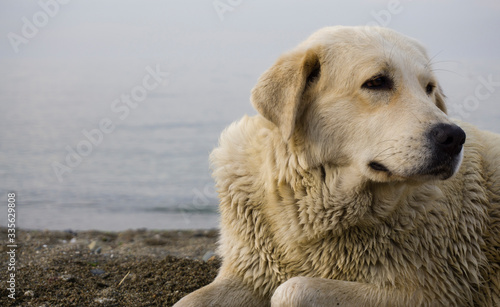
left=373, top=146, right=396, bottom=160
left=429, top=68, right=463, bottom=77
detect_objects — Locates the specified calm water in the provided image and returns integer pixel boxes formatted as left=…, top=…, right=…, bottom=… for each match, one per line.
left=0, top=59, right=256, bottom=230
left=0, top=57, right=499, bottom=231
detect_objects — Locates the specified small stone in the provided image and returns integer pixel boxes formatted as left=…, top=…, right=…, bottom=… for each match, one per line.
left=94, top=297, right=116, bottom=304
left=64, top=229, right=77, bottom=236
left=60, top=274, right=76, bottom=282
left=70, top=238, right=77, bottom=244
left=91, top=269, right=106, bottom=276
left=24, top=290, right=34, bottom=297
left=88, top=240, right=98, bottom=251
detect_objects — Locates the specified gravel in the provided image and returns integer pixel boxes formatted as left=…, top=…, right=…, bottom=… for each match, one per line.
left=0, top=227, right=220, bottom=306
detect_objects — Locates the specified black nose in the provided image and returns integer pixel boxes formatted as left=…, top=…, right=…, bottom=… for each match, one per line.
left=429, top=123, right=466, bottom=156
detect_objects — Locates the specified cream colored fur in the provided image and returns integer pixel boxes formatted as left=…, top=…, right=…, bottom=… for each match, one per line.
left=174, top=26, right=500, bottom=306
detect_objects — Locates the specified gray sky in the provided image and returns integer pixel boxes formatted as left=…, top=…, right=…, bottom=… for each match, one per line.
left=2, top=1, right=499, bottom=59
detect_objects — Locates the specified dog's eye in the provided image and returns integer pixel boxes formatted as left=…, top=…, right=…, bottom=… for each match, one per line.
left=362, top=75, right=393, bottom=91
left=426, top=83, right=435, bottom=95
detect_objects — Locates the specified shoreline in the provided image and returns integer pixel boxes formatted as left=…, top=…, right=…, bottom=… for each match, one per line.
left=11, top=209, right=220, bottom=231
left=0, top=227, right=220, bottom=306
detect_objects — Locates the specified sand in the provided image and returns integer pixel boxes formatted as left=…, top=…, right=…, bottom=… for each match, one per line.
left=0, top=227, right=220, bottom=306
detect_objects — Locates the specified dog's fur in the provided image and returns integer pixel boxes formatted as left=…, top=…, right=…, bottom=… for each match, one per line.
left=174, top=26, right=500, bottom=306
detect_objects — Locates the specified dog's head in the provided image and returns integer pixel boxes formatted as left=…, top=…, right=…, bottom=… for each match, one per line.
left=252, top=26, right=465, bottom=183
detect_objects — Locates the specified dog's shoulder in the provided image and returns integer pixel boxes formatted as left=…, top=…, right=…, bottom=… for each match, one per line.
left=210, top=114, right=282, bottom=211
left=447, top=121, right=500, bottom=302
left=210, top=115, right=277, bottom=173
left=454, top=120, right=500, bottom=188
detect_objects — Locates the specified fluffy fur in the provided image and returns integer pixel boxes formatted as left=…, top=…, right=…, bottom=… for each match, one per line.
left=174, top=26, right=500, bottom=306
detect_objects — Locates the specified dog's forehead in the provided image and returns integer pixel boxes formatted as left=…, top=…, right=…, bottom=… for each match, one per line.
left=308, top=26, right=427, bottom=54
left=306, top=26, right=432, bottom=77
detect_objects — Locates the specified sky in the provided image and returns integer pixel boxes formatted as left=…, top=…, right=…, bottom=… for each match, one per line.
left=1, top=1, right=499, bottom=124
left=1, top=1, right=500, bottom=59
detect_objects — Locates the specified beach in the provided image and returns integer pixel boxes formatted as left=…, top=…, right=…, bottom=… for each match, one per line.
left=0, top=227, right=219, bottom=306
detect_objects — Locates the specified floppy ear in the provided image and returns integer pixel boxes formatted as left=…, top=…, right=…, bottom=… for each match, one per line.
left=435, top=85, right=447, bottom=113
left=251, top=48, right=320, bottom=140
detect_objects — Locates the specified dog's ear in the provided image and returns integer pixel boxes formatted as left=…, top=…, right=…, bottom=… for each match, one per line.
left=435, top=85, right=447, bottom=113
left=251, top=48, right=320, bottom=140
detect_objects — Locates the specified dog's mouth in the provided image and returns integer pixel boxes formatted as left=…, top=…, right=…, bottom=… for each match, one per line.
left=368, top=147, right=464, bottom=181
left=419, top=148, right=464, bottom=180
left=368, top=161, right=390, bottom=173
left=368, top=124, right=466, bottom=181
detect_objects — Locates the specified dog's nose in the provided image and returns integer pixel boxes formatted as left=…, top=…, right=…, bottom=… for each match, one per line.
left=429, top=123, right=466, bottom=156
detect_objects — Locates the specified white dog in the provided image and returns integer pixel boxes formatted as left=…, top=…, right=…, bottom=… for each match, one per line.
left=175, top=26, right=500, bottom=306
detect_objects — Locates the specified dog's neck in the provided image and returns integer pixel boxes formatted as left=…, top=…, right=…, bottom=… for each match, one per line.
left=272, top=136, right=435, bottom=238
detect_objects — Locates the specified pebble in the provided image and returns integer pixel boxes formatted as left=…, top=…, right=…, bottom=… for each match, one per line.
left=94, top=297, right=116, bottom=304
left=88, top=240, right=98, bottom=251
left=64, top=229, right=78, bottom=236
left=60, top=274, right=76, bottom=282
left=24, top=290, right=34, bottom=297
left=90, top=269, right=106, bottom=276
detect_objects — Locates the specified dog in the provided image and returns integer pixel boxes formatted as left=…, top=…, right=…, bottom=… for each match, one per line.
left=174, top=26, right=500, bottom=306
